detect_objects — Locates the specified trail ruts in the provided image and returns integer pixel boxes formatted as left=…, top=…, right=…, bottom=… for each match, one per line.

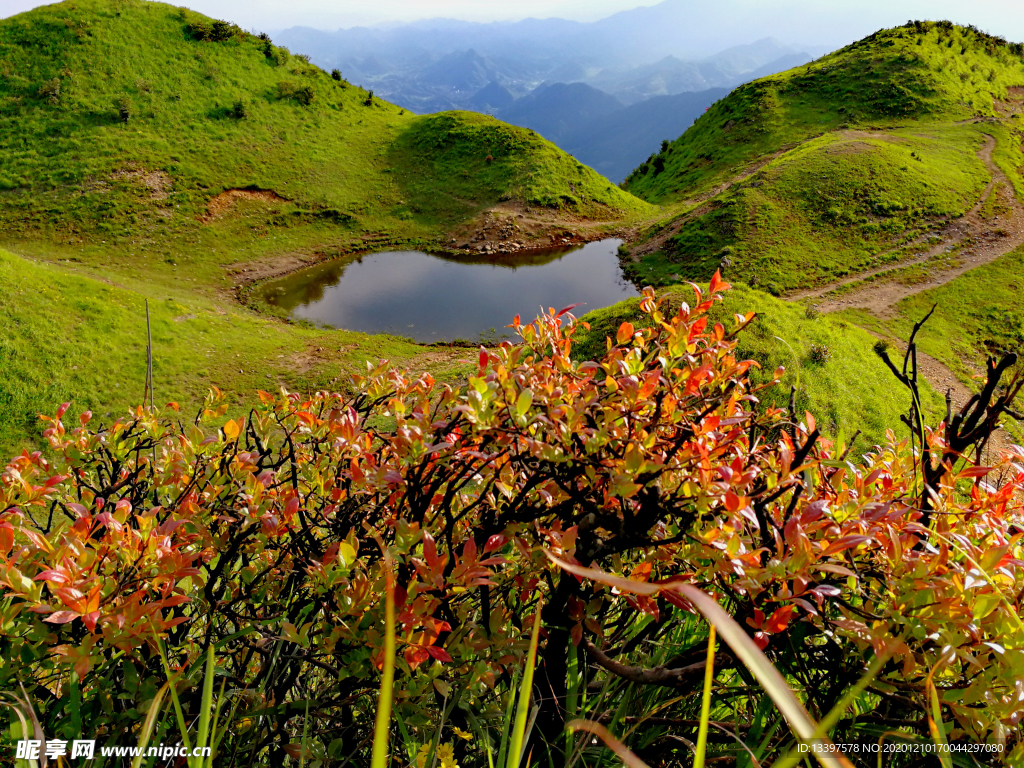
left=789, top=133, right=1024, bottom=317
left=788, top=130, right=1023, bottom=455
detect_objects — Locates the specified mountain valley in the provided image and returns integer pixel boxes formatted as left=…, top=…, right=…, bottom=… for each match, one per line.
left=3, top=2, right=1024, bottom=765
left=0, top=3, right=1021, bottom=456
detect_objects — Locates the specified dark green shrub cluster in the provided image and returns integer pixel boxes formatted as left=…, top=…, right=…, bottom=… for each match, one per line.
left=186, top=18, right=240, bottom=42
left=256, top=32, right=275, bottom=60
left=113, top=93, right=131, bottom=123
left=266, top=46, right=290, bottom=67
left=37, top=77, right=60, bottom=105
left=809, top=342, right=833, bottom=363
left=277, top=80, right=314, bottom=105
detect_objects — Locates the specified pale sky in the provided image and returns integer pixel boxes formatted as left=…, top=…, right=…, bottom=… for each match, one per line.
left=4, top=0, right=657, bottom=27
left=3, top=0, right=1023, bottom=42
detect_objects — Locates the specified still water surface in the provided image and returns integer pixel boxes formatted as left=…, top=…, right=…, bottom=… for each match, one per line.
left=261, top=239, right=638, bottom=343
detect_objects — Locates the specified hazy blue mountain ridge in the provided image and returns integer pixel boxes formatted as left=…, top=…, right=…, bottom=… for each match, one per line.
left=272, top=1, right=821, bottom=180
left=495, top=82, right=624, bottom=144
left=561, top=88, right=732, bottom=182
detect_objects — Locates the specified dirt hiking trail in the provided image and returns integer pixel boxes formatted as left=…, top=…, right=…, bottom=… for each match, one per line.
left=789, top=134, right=1024, bottom=316
left=787, top=131, right=1023, bottom=455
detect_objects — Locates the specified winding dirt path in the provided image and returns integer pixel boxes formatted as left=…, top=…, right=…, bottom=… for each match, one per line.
left=785, top=130, right=1023, bottom=454
left=789, top=134, right=1024, bottom=316
left=629, top=146, right=797, bottom=261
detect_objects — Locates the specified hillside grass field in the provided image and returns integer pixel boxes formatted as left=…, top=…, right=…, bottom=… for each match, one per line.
left=0, top=5, right=1019, bottom=464
left=0, top=0, right=652, bottom=452
left=840, top=243, right=1024, bottom=375
left=0, top=0, right=649, bottom=280
left=627, top=124, right=993, bottom=292
left=622, top=22, right=1024, bottom=294
left=625, top=22, right=1024, bottom=203
left=611, top=20, right=1024, bottom=447
left=0, top=246, right=479, bottom=453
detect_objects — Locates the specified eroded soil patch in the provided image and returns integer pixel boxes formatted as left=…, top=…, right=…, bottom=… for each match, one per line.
left=202, top=188, right=289, bottom=222
left=108, top=167, right=173, bottom=199
left=445, top=201, right=628, bottom=254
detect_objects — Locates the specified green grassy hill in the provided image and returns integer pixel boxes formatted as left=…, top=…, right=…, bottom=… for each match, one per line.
left=609, top=21, right=1022, bottom=445
left=0, top=245, right=476, bottom=452
left=0, top=0, right=648, bottom=262
left=0, top=7, right=1019, bottom=457
left=840, top=243, right=1024, bottom=378
left=623, top=22, right=1024, bottom=292
left=626, top=22, right=1023, bottom=202
left=0, top=0, right=655, bottom=452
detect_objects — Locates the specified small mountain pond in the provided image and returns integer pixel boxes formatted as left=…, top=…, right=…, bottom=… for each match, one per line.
left=260, top=239, right=639, bottom=343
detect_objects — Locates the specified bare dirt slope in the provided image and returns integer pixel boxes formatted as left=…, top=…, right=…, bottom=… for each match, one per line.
left=444, top=201, right=632, bottom=254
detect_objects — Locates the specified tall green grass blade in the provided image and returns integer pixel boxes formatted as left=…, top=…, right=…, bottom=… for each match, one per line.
left=507, top=600, right=543, bottom=768
left=395, top=710, right=419, bottom=766
left=679, top=585, right=853, bottom=768
left=152, top=629, right=193, bottom=755
left=774, top=643, right=894, bottom=768
left=370, top=556, right=397, bottom=768
left=425, top=685, right=460, bottom=768
left=496, top=669, right=521, bottom=768
left=131, top=682, right=171, bottom=768
left=205, top=679, right=229, bottom=768
left=522, top=704, right=540, bottom=767
left=565, top=642, right=579, bottom=757
left=543, top=554, right=854, bottom=768
left=606, top=686, right=632, bottom=740
left=707, top=722, right=763, bottom=768
left=926, top=654, right=954, bottom=768
left=694, top=625, right=717, bottom=768
left=464, top=710, right=496, bottom=768
left=193, top=645, right=216, bottom=768
left=0, top=695, right=37, bottom=768
left=744, top=695, right=779, bottom=768
left=300, top=697, right=310, bottom=768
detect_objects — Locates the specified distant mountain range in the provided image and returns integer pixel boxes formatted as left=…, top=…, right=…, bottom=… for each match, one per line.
left=587, top=38, right=817, bottom=103
left=275, top=21, right=818, bottom=111
left=274, top=9, right=819, bottom=181
left=496, top=83, right=624, bottom=147
left=485, top=83, right=731, bottom=183
left=273, top=0, right=837, bottom=84
left=562, top=88, right=734, bottom=183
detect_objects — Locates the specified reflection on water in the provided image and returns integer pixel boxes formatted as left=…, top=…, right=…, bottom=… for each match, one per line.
left=261, top=239, right=638, bottom=343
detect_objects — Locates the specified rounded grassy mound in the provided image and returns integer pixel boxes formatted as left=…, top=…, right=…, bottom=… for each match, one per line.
left=625, top=21, right=1024, bottom=203
left=0, top=0, right=647, bottom=249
